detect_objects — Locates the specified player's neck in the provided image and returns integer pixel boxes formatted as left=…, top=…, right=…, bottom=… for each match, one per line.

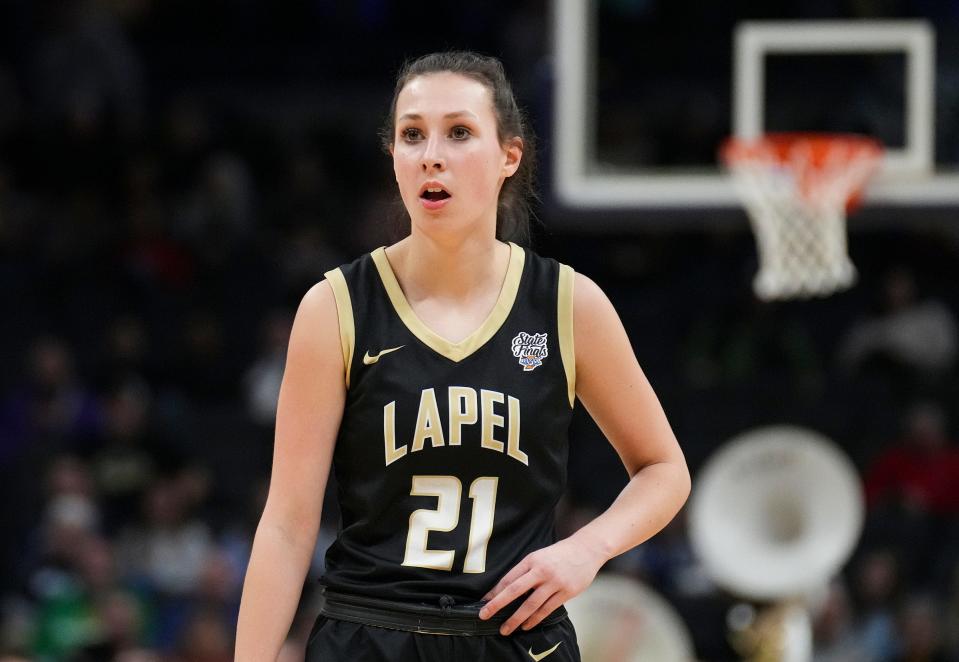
left=387, top=232, right=510, bottom=304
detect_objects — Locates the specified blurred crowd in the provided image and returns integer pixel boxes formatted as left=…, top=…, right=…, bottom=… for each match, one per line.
left=2, top=1, right=959, bottom=660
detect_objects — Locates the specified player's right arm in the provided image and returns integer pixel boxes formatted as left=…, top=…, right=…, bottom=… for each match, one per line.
left=235, top=280, right=346, bottom=662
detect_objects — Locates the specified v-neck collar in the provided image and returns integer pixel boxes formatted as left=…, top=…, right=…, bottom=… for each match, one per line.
left=370, top=242, right=526, bottom=363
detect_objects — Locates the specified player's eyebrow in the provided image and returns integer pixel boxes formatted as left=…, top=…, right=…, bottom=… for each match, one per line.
left=397, top=111, right=479, bottom=121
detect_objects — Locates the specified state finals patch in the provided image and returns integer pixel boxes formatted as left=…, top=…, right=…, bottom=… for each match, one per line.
left=511, top=332, right=548, bottom=371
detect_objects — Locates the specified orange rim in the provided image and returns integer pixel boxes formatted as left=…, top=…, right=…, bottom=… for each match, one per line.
left=720, top=132, right=884, bottom=209
left=721, top=132, right=883, bottom=166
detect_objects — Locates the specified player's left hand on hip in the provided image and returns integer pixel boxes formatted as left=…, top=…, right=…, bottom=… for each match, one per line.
left=477, top=536, right=605, bottom=635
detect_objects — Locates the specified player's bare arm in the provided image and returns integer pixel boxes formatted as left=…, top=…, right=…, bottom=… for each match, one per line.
left=235, top=281, right=345, bottom=661
left=479, top=272, right=691, bottom=635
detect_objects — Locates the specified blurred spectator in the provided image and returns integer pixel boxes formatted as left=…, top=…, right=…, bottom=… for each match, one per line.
left=0, top=595, right=35, bottom=657
left=195, top=550, right=242, bottom=616
left=171, top=312, right=236, bottom=404
left=160, top=96, right=214, bottom=198
left=0, top=337, right=102, bottom=463
left=838, top=267, right=958, bottom=390
left=96, top=316, right=156, bottom=389
left=91, top=380, right=158, bottom=533
left=864, top=402, right=959, bottom=516
left=114, top=648, right=162, bottom=662
left=861, top=402, right=959, bottom=590
left=895, top=594, right=948, bottom=662
left=243, top=310, right=292, bottom=427
left=115, top=476, right=214, bottom=597
left=116, top=148, right=197, bottom=297
left=32, top=0, right=144, bottom=137
left=175, top=153, right=256, bottom=257
left=29, top=0, right=145, bottom=201
left=29, top=512, right=103, bottom=658
left=944, top=563, right=959, bottom=658
left=112, top=469, right=220, bottom=650
left=849, top=549, right=900, bottom=662
left=19, top=455, right=100, bottom=583
left=812, top=580, right=871, bottom=662
left=93, top=587, right=147, bottom=652
left=683, top=292, right=824, bottom=397
left=41, top=536, right=151, bottom=660
left=120, top=193, right=196, bottom=291
left=45, top=454, right=98, bottom=502
left=172, top=608, right=233, bottom=662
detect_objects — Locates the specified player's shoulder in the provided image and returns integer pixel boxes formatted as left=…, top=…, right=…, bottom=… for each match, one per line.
left=572, top=271, right=608, bottom=310
left=517, top=246, right=609, bottom=314
left=303, top=278, right=334, bottom=306
left=570, top=271, right=621, bottom=341
left=296, top=252, right=368, bottom=330
left=286, top=264, right=362, bottom=370
left=295, top=279, right=338, bottom=337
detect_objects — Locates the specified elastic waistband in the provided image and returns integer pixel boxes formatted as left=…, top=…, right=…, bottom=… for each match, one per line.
left=317, top=589, right=567, bottom=636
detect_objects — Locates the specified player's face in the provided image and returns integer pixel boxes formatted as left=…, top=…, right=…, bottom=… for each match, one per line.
left=391, top=72, right=522, bottom=236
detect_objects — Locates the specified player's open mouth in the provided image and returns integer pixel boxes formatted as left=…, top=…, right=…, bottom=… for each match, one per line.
left=420, top=188, right=451, bottom=202
left=419, top=183, right=452, bottom=210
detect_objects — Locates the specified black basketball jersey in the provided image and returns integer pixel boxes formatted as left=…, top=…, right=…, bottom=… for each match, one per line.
left=319, top=241, right=575, bottom=604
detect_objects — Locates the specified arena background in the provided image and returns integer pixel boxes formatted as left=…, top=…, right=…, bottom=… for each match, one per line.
left=1, top=1, right=958, bottom=660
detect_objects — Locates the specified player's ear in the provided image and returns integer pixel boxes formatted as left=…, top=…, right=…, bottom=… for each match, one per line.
left=502, top=137, right=523, bottom=178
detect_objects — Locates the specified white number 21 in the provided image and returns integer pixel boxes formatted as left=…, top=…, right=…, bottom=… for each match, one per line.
left=402, top=475, right=499, bottom=573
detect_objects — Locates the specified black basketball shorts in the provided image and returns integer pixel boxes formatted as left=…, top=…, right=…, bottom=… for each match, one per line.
left=304, top=614, right=582, bottom=662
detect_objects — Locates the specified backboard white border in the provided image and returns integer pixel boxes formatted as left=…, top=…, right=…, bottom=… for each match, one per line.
left=553, top=3, right=959, bottom=208
left=734, top=21, right=933, bottom=175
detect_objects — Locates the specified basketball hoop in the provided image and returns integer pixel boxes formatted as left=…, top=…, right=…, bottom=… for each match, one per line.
left=721, top=133, right=884, bottom=301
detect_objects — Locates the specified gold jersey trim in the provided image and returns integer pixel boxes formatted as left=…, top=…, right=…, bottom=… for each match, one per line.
left=370, top=242, right=526, bottom=363
left=324, top=267, right=355, bottom=388
left=557, top=264, right=576, bottom=408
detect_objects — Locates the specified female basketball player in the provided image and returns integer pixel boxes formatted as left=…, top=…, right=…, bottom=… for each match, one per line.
left=235, top=51, right=690, bottom=661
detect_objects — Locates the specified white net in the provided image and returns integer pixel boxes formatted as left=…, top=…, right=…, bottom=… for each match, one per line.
left=724, top=135, right=883, bottom=301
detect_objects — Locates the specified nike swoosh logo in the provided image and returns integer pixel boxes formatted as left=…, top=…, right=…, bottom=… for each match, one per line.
left=362, top=345, right=405, bottom=365
left=528, top=642, right=562, bottom=661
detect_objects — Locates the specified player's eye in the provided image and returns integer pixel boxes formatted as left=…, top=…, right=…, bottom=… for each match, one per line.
left=402, top=127, right=423, bottom=142
left=450, top=126, right=471, bottom=140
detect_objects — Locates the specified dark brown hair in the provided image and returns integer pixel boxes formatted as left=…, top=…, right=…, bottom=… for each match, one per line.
left=380, top=51, right=538, bottom=244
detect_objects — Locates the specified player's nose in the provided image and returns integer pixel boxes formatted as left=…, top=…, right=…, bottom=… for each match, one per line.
left=420, top=135, right=446, bottom=172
